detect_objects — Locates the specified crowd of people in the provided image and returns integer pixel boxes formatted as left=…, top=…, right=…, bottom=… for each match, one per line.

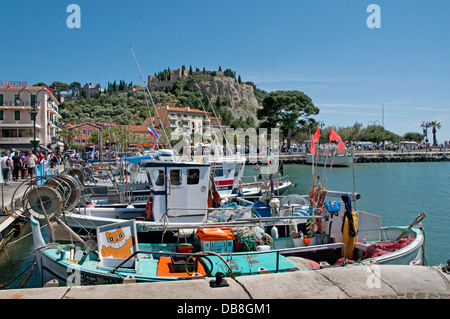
left=0, top=149, right=62, bottom=185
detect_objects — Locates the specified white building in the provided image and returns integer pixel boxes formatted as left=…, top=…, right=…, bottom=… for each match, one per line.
left=0, top=85, right=62, bottom=152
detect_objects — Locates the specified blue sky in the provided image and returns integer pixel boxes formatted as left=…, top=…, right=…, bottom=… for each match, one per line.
left=1, top=0, right=449, bottom=142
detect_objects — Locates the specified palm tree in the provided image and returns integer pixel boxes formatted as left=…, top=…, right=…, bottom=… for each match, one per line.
left=430, top=121, right=441, bottom=146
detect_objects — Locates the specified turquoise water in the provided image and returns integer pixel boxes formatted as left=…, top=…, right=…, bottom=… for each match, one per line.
left=280, top=162, right=449, bottom=267
left=0, top=161, right=448, bottom=289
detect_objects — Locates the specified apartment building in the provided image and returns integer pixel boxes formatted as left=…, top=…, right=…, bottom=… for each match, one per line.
left=154, top=105, right=223, bottom=136
left=0, top=85, right=62, bottom=151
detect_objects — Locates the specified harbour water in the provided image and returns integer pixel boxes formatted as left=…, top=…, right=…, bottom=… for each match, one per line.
left=0, top=161, right=448, bottom=290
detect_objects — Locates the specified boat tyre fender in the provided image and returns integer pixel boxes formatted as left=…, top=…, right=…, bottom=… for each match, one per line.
left=145, top=196, right=153, bottom=221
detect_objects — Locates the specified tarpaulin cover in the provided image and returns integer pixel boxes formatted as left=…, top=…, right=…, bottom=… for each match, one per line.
left=196, top=228, right=235, bottom=241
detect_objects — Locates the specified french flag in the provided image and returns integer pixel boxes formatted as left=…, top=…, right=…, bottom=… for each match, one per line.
left=146, top=123, right=159, bottom=139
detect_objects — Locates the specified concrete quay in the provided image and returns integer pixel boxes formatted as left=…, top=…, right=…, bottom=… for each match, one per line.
left=245, top=150, right=450, bottom=164
left=0, top=264, right=448, bottom=299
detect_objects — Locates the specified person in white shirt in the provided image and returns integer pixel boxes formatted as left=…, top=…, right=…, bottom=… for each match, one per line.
left=1, top=152, right=12, bottom=185
left=26, top=150, right=38, bottom=178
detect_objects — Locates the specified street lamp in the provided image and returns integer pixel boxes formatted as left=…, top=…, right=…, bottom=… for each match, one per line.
left=16, top=87, right=52, bottom=154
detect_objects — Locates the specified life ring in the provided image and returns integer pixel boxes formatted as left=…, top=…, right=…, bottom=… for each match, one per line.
left=145, top=196, right=153, bottom=221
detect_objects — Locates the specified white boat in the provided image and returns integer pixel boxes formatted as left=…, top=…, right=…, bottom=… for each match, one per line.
left=71, top=152, right=292, bottom=206
left=63, top=159, right=304, bottom=234
left=305, top=153, right=352, bottom=167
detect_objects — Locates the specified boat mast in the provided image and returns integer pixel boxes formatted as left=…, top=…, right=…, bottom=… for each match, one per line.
left=129, top=45, right=172, bottom=151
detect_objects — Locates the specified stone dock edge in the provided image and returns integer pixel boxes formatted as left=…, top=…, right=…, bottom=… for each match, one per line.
left=0, top=264, right=448, bottom=300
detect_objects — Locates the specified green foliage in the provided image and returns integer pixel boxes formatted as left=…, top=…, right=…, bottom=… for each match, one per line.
left=403, top=132, right=423, bottom=142
left=357, top=125, right=402, bottom=143
left=59, top=90, right=173, bottom=125
left=257, top=90, right=319, bottom=138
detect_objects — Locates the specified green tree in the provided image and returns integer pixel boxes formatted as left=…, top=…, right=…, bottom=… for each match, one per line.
left=357, top=125, right=401, bottom=143
left=403, top=132, right=423, bottom=143
left=50, top=81, right=70, bottom=101
left=70, top=82, right=82, bottom=97
left=257, top=90, right=319, bottom=146
left=59, top=127, right=80, bottom=150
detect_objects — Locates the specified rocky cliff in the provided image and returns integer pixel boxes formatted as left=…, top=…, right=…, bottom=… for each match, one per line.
left=148, top=70, right=261, bottom=113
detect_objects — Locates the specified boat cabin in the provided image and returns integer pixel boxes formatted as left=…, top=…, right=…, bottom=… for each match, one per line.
left=141, top=160, right=211, bottom=223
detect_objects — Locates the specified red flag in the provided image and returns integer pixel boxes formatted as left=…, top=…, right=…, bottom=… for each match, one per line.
left=309, top=142, right=316, bottom=155
left=329, top=127, right=341, bottom=141
left=329, top=127, right=345, bottom=153
left=46, top=85, right=54, bottom=95
left=312, top=127, right=320, bottom=143
left=337, top=139, right=345, bottom=153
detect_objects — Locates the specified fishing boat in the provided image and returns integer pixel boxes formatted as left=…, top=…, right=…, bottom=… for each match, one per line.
left=28, top=202, right=426, bottom=287
left=70, top=151, right=292, bottom=206
left=21, top=170, right=426, bottom=286
left=61, top=159, right=303, bottom=236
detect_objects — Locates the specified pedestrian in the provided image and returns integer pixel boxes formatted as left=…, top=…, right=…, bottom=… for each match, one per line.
left=26, top=150, right=38, bottom=178
left=12, top=151, right=22, bottom=181
left=1, top=152, right=12, bottom=185
left=21, top=151, right=28, bottom=179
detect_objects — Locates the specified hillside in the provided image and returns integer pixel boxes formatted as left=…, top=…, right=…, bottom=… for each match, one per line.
left=59, top=67, right=266, bottom=128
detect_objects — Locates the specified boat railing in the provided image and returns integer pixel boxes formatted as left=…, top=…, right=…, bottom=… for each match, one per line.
left=109, top=242, right=348, bottom=275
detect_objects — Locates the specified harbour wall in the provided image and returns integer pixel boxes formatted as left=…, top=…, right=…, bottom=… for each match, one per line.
left=246, top=150, right=450, bottom=165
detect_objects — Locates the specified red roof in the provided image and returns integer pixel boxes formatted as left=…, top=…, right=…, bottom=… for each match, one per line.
left=161, top=106, right=209, bottom=114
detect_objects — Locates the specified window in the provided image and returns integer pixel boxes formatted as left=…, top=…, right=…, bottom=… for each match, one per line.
left=19, top=129, right=32, bottom=137
left=0, top=94, right=3, bottom=106
left=187, top=169, right=200, bottom=185
left=82, top=129, right=87, bottom=134
left=0, top=110, right=3, bottom=120
left=170, top=170, right=182, bottom=186
left=14, top=110, right=20, bottom=120
left=152, top=170, right=165, bottom=186
left=214, top=168, right=224, bottom=177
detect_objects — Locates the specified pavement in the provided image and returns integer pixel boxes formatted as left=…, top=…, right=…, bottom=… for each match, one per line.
left=0, top=264, right=448, bottom=299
